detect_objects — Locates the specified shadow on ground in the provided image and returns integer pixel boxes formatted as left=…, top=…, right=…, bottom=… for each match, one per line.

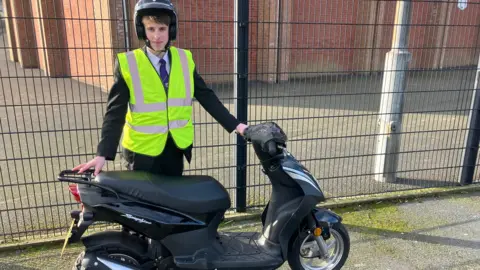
left=347, top=220, right=480, bottom=249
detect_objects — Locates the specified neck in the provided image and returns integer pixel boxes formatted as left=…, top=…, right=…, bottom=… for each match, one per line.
left=147, top=46, right=166, bottom=58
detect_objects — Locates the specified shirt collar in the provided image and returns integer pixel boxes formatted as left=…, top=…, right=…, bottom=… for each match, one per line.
left=145, top=47, right=169, bottom=64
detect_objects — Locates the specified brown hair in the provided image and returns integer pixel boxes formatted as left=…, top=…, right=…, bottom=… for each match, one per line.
left=142, top=13, right=171, bottom=26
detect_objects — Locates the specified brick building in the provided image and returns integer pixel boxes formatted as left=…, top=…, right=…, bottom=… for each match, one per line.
left=3, top=0, right=480, bottom=91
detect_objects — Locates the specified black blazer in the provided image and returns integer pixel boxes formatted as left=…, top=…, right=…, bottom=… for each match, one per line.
left=96, top=47, right=240, bottom=162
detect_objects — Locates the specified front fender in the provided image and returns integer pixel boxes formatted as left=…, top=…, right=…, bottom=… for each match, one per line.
left=312, top=207, right=342, bottom=225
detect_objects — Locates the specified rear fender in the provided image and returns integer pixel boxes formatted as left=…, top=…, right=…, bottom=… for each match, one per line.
left=80, top=231, right=172, bottom=268
left=82, top=231, right=149, bottom=258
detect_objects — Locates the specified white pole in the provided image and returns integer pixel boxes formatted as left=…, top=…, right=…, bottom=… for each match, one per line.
left=374, top=0, right=412, bottom=183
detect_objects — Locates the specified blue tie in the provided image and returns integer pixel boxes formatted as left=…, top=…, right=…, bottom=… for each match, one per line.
left=159, top=59, right=169, bottom=89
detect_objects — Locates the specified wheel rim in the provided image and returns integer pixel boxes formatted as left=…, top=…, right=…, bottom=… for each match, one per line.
left=299, top=228, right=344, bottom=270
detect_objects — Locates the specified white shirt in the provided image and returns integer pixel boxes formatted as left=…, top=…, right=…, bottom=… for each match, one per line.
left=145, top=48, right=170, bottom=75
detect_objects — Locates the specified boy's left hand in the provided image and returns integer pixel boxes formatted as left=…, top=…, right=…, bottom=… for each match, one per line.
left=235, top=123, right=248, bottom=136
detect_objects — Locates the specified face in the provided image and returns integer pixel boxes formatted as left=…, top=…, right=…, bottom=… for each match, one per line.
left=142, top=18, right=169, bottom=52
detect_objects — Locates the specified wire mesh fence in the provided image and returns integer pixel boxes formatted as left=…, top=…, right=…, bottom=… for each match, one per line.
left=0, top=0, right=479, bottom=243
left=245, top=0, right=480, bottom=207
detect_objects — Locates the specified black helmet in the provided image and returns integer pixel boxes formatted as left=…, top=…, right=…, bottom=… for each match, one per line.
left=134, top=0, right=178, bottom=42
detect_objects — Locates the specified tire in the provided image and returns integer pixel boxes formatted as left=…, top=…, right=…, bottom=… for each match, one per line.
left=287, top=222, right=350, bottom=270
left=72, top=251, right=85, bottom=270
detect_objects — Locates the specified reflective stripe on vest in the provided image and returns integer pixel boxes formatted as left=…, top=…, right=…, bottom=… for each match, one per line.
left=126, top=120, right=189, bottom=134
left=125, top=48, right=192, bottom=115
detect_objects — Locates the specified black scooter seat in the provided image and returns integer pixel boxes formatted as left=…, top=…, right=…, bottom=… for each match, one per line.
left=94, top=171, right=231, bottom=214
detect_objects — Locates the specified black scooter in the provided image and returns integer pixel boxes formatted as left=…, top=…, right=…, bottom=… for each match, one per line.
left=59, top=122, right=350, bottom=270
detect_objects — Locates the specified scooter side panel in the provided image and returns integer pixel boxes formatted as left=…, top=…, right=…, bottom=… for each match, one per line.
left=277, top=196, right=319, bottom=260
left=280, top=155, right=325, bottom=200
left=260, top=151, right=326, bottom=260
left=159, top=212, right=226, bottom=269
left=91, top=202, right=208, bottom=240
left=77, top=184, right=210, bottom=240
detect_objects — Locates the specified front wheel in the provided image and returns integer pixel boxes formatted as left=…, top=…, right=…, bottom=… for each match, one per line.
left=288, top=222, right=350, bottom=270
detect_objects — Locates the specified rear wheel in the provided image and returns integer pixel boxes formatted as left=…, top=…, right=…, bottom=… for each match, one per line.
left=72, top=251, right=84, bottom=270
left=287, top=222, right=350, bottom=270
left=72, top=248, right=145, bottom=269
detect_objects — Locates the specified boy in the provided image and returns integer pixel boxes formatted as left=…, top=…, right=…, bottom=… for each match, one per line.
left=73, top=0, right=247, bottom=176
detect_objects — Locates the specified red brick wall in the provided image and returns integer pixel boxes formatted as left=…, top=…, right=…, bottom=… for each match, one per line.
left=84, top=1, right=480, bottom=85
left=31, top=0, right=69, bottom=77
left=168, top=0, right=258, bottom=83
left=409, top=1, right=434, bottom=69
left=174, top=0, right=236, bottom=82
left=441, top=2, right=480, bottom=67
left=10, top=0, right=38, bottom=68
left=3, top=0, right=19, bottom=62
left=371, top=1, right=396, bottom=71
left=289, top=0, right=360, bottom=77
left=6, top=0, right=480, bottom=87
left=125, top=0, right=258, bottom=84
left=94, top=0, right=123, bottom=90
left=63, top=0, right=99, bottom=84
left=252, top=0, right=278, bottom=82
left=366, top=1, right=479, bottom=71
left=405, top=1, right=479, bottom=69
left=62, top=0, right=124, bottom=89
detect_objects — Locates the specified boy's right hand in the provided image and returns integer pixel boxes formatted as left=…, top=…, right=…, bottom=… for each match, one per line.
left=72, top=156, right=106, bottom=176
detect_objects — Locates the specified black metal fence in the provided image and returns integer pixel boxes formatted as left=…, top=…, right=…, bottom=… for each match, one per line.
left=0, top=0, right=479, bottom=243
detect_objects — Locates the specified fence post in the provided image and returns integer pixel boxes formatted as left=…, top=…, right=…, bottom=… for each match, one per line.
left=234, top=0, right=249, bottom=212
left=374, top=0, right=412, bottom=183
left=459, top=54, right=480, bottom=185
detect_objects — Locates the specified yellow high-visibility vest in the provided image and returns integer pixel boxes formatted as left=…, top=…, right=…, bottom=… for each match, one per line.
left=117, top=46, right=195, bottom=156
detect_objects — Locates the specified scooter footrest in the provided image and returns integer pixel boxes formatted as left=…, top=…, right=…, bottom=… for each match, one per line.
left=212, top=232, right=283, bottom=269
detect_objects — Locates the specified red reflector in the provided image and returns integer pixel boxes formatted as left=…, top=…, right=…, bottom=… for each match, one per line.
left=68, top=184, right=81, bottom=203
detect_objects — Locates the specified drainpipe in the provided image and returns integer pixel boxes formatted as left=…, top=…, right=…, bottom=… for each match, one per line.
left=122, top=0, right=130, bottom=50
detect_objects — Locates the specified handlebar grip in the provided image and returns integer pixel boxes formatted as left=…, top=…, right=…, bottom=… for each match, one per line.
left=242, top=127, right=251, bottom=142
left=267, top=140, right=277, bottom=156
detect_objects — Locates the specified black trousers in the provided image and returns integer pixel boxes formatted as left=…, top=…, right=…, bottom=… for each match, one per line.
left=122, top=136, right=185, bottom=176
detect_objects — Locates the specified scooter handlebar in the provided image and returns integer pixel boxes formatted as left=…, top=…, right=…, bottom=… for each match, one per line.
left=243, top=122, right=287, bottom=158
